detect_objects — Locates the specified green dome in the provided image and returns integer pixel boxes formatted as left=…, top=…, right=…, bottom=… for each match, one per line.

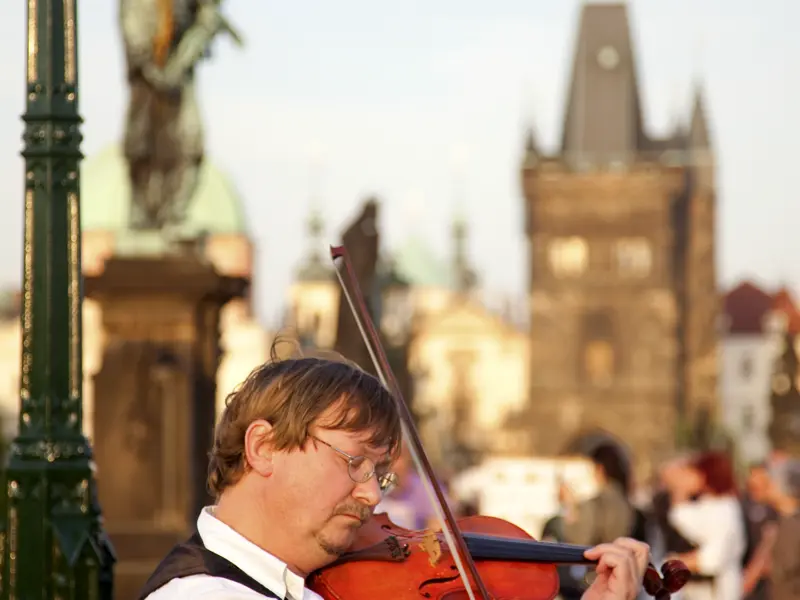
left=80, top=144, right=248, bottom=236
left=393, top=235, right=455, bottom=289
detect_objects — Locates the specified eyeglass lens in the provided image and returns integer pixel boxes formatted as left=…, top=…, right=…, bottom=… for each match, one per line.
left=348, top=456, right=397, bottom=492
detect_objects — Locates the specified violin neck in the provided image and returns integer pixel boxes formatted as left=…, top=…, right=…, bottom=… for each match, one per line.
left=462, top=533, right=594, bottom=566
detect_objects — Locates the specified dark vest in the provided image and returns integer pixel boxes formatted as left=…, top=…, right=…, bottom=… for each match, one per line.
left=138, top=532, right=281, bottom=599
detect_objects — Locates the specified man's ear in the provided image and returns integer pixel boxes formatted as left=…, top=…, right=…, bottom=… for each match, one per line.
left=243, top=419, right=274, bottom=477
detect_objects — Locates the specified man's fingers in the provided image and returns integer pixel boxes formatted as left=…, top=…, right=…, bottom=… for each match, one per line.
left=584, top=538, right=649, bottom=574
left=585, top=543, right=640, bottom=597
left=610, top=537, right=651, bottom=578
left=583, top=542, right=616, bottom=560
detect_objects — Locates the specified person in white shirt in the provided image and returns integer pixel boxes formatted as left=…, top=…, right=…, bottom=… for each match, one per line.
left=665, top=452, right=746, bottom=600
left=140, top=346, right=659, bottom=600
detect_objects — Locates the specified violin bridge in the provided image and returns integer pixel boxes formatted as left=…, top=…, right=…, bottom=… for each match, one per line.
left=418, top=530, right=442, bottom=567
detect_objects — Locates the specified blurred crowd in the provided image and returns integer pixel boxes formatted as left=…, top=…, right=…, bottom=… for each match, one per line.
left=377, top=445, right=800, bottom=600
left=552, top=449, right=799, bottom=600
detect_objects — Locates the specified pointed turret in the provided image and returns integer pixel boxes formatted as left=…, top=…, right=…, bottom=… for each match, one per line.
left=296, top=204, right=333, bottom=282
left=688, top=85, right=711, bottom=151
left=560, top=3, right=646, bottom=166
left=523, top=126, right=540, bottom=169
left=452, top=210, right=477, bottom=294
left=687, top=83, right=714, bottom=184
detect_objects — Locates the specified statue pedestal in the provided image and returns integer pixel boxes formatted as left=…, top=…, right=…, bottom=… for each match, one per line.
left=85, top=253, right=247, bottom=600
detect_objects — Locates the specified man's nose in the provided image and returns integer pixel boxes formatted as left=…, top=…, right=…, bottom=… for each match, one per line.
left=352, top=475, right=382, bottom=507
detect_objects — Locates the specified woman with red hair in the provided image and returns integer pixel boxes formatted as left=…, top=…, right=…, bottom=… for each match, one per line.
left=665, top=451, right=746, bottom=600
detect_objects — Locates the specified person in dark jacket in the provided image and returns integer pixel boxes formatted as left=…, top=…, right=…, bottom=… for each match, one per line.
left=741, top=463, right=780, bottom=600
left=559, top=445, right=635, bottom=547
left=766, top=461, right=800, bottom=600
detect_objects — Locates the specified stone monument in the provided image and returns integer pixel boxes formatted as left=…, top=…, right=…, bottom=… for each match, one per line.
left=84, top=2, right=246, bottom=597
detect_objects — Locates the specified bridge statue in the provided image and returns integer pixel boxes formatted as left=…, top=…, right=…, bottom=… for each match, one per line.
left=120, top=0, right=243, bottom=231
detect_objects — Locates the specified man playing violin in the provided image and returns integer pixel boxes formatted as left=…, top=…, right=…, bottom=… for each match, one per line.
left=139, top=350, right=654, bottom=600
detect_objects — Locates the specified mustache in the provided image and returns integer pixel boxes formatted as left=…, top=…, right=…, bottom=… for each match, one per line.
left=332, top=503, right=371, bottom=522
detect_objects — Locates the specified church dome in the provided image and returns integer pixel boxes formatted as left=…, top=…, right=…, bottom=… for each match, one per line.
left=80, top=144, right=248, bottom=236
left=393, top=235, right=455, bottom=289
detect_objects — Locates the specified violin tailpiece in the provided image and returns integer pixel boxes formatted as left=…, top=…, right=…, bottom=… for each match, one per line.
left=331, top=536, right=411, bottom=565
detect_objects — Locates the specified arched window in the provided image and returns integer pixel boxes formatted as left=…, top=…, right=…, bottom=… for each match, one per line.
left=548, top=236, right=589, bottom=277
left=614, top=238, right=652, bottom=277
left=584, top=340, right=615, bottom=386
left=580, top=311, right=616, bottom=386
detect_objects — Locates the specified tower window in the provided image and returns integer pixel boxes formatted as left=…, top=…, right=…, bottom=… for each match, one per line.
left=584, top=340, right=615, bottom=387
left=580, top=311, right=616, bottom=387
left=614, top=238, right=652, bottom=277
left=548, top=237, right=588, bottom=277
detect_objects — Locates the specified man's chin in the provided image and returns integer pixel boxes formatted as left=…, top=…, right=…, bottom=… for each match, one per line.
left=317, top=526, right=359, bottom=557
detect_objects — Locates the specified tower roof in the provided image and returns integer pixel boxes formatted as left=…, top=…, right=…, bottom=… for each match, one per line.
left=560, top=3, right=646, bottom=164
left=772, top=288, right=800, bottom=335
left=723, top=281, right=774, bottom=334
left=724, top=281, right=800, bottom=335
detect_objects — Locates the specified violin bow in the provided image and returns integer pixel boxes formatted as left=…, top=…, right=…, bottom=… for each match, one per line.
left=330, top=245, right=492, bottom=600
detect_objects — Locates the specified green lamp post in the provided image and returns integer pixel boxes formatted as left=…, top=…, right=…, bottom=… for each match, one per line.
left=0, top=0, right=115, bottom=597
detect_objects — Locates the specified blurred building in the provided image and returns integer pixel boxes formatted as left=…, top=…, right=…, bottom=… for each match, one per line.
left=400, top=217, right=529, bottom=473
left=721, top=281, right=789, bottom=464
left=285, top=205, right=529, bottom=474
left=766, top=289, right=800, bottom=458
left=285, top=207, right=340, bottom=349
left=519, top=2, right=718, bottom=481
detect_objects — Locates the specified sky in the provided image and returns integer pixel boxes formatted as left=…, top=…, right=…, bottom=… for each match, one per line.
left=0, top=0, right=797, bottom=327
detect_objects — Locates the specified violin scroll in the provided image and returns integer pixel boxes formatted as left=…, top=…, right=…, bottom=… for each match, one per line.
left=642, top=560, right=691, bottom=600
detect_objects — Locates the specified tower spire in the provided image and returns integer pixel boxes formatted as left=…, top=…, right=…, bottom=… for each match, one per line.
left=296, top=152, right=332, bottom=282
left=688, top=84, right=711, bottom=151
left=296, top=203, right=332, bottom=282
left=450, top=191, right=477, bottom=294
left=560, top=3, right=645, bottom=166
left=523, top=126, right=540, bottom=168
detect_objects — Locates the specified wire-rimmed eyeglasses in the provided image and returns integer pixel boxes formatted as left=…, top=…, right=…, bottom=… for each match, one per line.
left=311, top=435, right=398, bottom=494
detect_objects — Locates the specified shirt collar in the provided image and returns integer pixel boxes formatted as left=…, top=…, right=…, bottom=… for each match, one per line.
left=197, top=506, right=308, bottom=600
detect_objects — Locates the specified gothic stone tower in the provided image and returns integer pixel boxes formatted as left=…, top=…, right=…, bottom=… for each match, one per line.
left=520, top=3, right=718, bottom=476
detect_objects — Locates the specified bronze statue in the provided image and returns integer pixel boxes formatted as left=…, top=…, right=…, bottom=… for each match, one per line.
left=333, top=199, right=380, bottom=374
left=119, top=0, right=243, bottom=231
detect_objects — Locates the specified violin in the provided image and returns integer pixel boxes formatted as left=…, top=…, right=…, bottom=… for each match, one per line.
left=309, top=512, right=689, bottom=600
left=311, top=245, right=690, bottom=600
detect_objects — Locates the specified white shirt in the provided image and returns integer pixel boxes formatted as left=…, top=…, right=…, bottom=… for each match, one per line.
left=668, top=495, right=745, bottom=600
left=145, top=507, right=324, bottom=600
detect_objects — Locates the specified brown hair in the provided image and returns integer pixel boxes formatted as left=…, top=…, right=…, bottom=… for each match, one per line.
left=693, top=451, right=737, bottom=496
left=207, top=338, right=401, bottom=499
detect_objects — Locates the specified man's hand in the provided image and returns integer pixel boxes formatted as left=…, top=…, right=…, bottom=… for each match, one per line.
left=581, top=538, right=650, bottom=600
